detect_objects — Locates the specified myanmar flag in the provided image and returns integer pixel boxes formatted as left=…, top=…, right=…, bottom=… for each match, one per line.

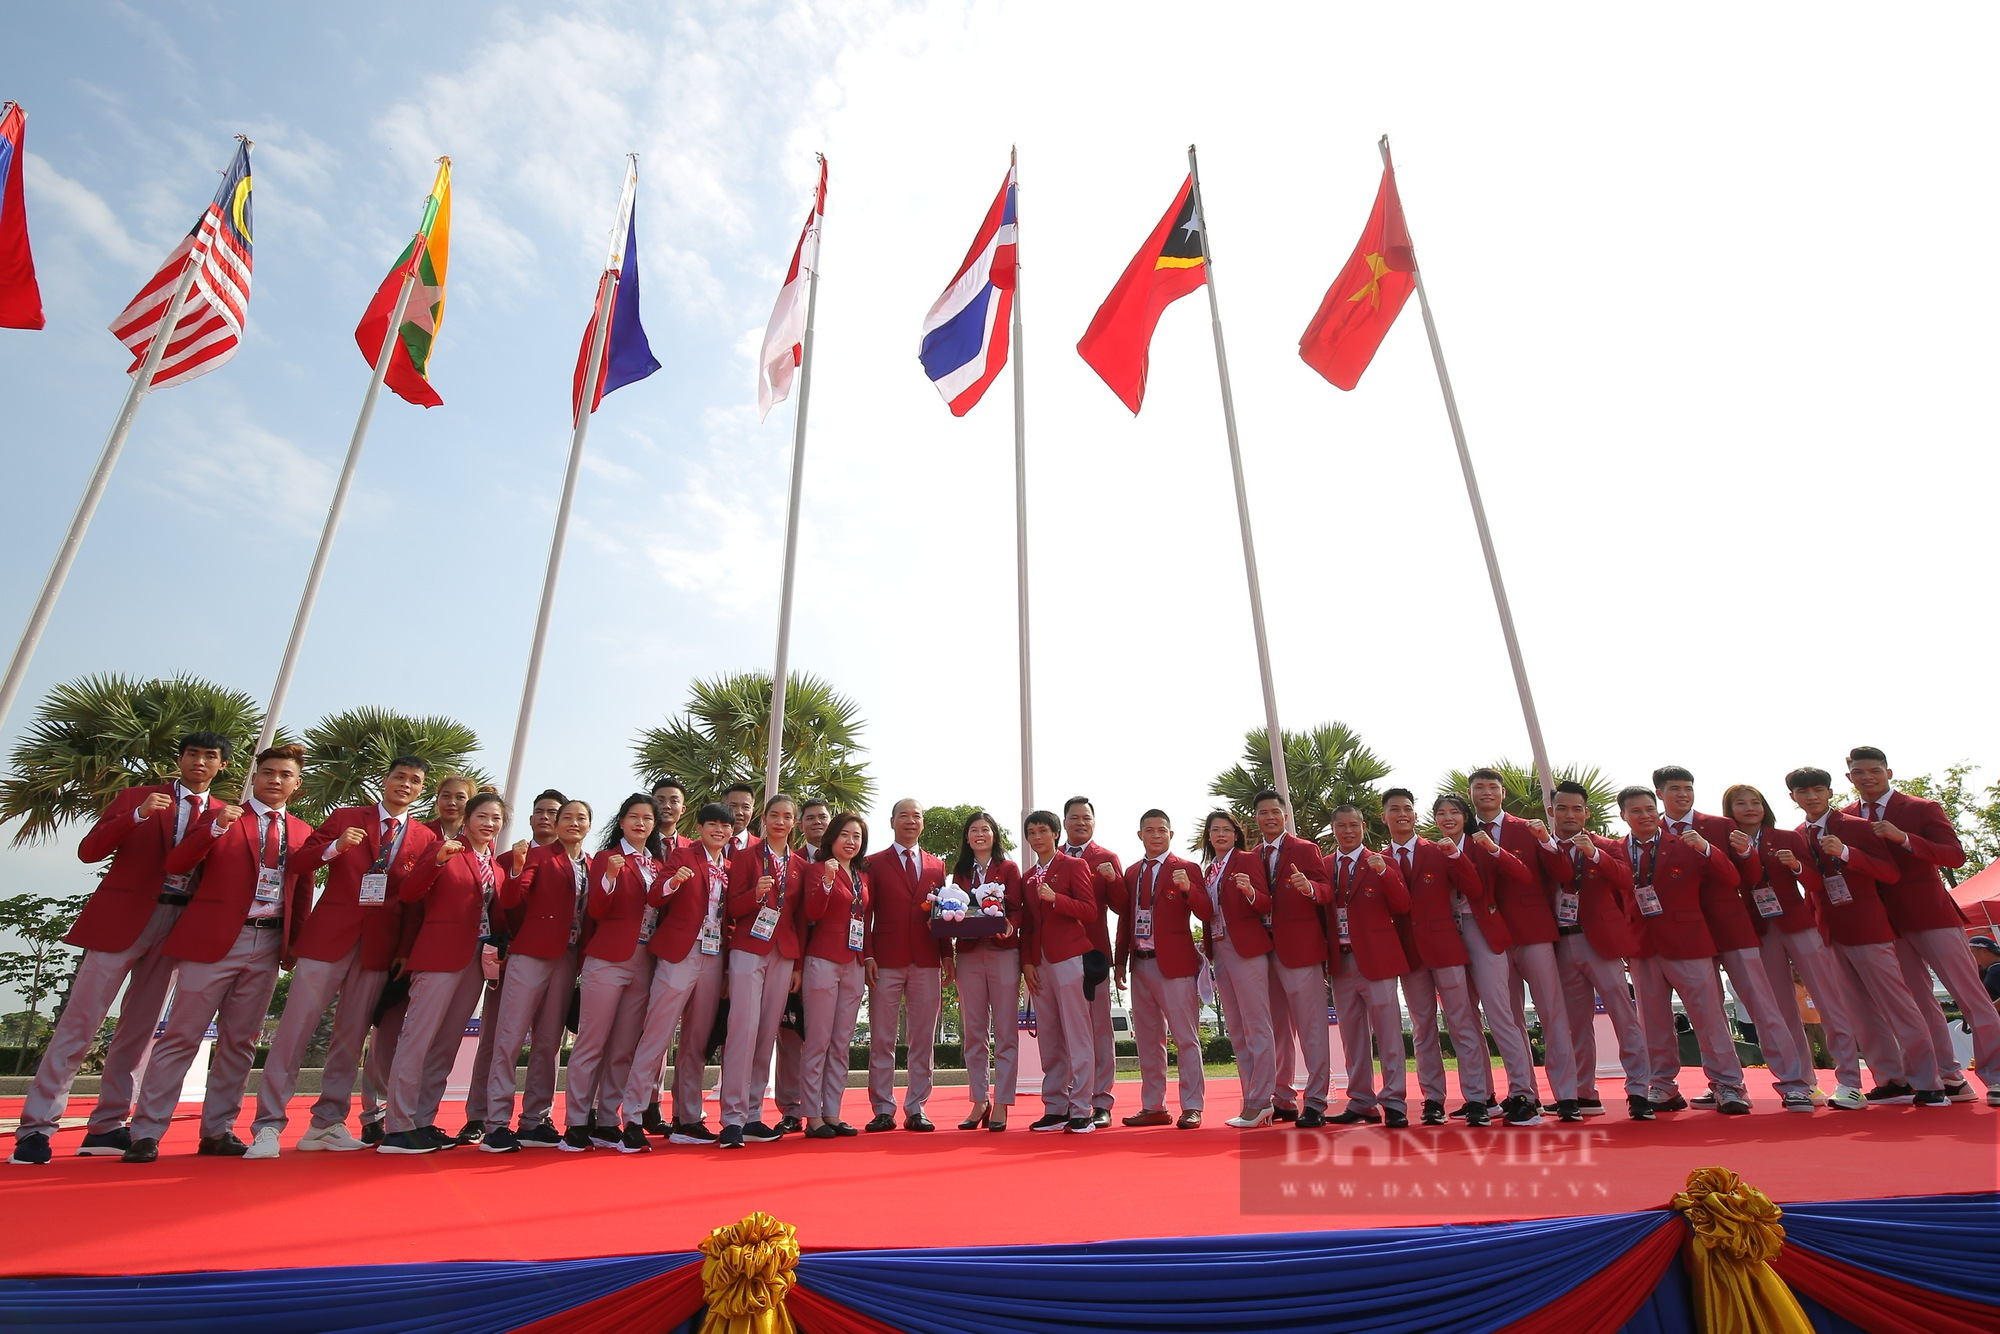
left=356, top=159, right=452, bottom=407
left=1298, top=157, right=1415, bottom=391
left=1076, top=175, right=1206, bottom=414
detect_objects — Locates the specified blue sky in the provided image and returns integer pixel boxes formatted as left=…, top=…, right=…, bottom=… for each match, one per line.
left=3, top=1, right=1999, bottom=960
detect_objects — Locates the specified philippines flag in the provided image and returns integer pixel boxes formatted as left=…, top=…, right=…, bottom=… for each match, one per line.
left=919, top=162, right=1017, bottom=416
left=571, top=194, right=661, bottom=423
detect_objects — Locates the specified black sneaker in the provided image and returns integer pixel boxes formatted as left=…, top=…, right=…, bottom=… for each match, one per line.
left=1941, top=1079, right=1975, bottom=1103
left=1029, top=1114, right=1069, bottom=1132
left=774, top=1116, right=803, bottom=1135
left=419, top=1126, right=454, bottom=1150
left=1065, top=1116, right=1095, bottom=1133
left=198, top=1133, right=248, bottom=1157
left=122, top=1137, right=160, bottom=1163
left=1271, top=1106, right=1299, bottom=1123
left=76, top=1128, right=131, bottom=1157
left=1626, top=1095, right=1656, bottom=1121
left=1501, top=1094, right=1543, bottom=1127
left=1091, top=1109, right=1112, bottom=1129
left=1421, top=1100, right=1446, bottom=1126
left=1649, top=1093, right=1688, bottom=1114
left=1866, top=1081, right=1916, bottom=1105
left=1575, top=1096, right=1605, bottom=1117
left=1717, top=1097, right=1752, bottom=1116
left=1465, top=1102, right=1491, bottom=1127
left=360, top=1120, right=385, bottom=1146
left=1914, top=1089, right=1951, bottom=1107
left=588, top=1123, right=622, bottom=1146
left=481, top=1126, right=521, bottom=1153
left=454, top=1120, right=485, bottom=1146
left=1383, top=1108, right=1408, bottom=1129
left=619, top=1124, right=652, bottom=1153
left=560, top=1126, right=594, bottom=1152
left=516, top=1121, right=564, bottom=1149
left=718, top=1125, right=745, bottom=1149
left=642, top=1103, right=670, bottom=1137
left=741, top=1121, right=783, bottom=1144
left=1295, top=1108, right=1327, bottom=1129
left=9, top=1131, right=52, bottom=1165
left=669, top=1122, right=718, bottom=1146
left=1555, top=1100, right=1583, bottom=1123
left=377, top=1130, right=437, bottom=1155
left=1449, top=1100, right=1496, bottom=1120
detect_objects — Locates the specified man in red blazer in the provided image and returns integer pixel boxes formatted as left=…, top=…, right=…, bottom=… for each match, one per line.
left=10, top=732, right=233, bottom=1165
left=246, top=756, right=438, bottom=1157
left=1113, top=810, right=1211, bottom=1129
left=1614, top=786, right=1749, bottom=1116
left=1325, top=805, right=1414, bottom=1128
left=1249, top=789, right=1334, bottom=1126
left=1845, top=746, right=2000, bottom=1106
left=122, top=745, right=316, bottom=1162
left=1059, top=796, right=1124, bottom=1128
left=862, top=798, right=951, bottom=1132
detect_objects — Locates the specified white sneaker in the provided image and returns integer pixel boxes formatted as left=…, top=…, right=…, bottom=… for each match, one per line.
left=297, top=1123, right=366, bottom=1153
left=244, top=1127, right=281, bottom=1160
left=1826, top=1086, right=1867, bottom=1111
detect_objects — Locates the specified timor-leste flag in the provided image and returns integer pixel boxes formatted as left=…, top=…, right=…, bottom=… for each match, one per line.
left=1076, top=175, right=1206, bottom=414
left=1298, top=160, right=1416, bottom=391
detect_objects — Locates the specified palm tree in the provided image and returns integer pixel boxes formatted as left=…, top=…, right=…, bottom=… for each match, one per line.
left=0, top=674, right=269, bottom=846
left=293, top=707, right=489, bottom=825
left=632, top=671, right=873, bottom=834
left=1433, top=759, right=1622, bottom=833
left=1209, top=722, right=1394, bottom=851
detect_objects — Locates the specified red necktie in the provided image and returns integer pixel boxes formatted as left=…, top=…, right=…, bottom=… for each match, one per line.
left=177, top=793, right=203, bottom=846
left=903, top=849, right=916, bottom=883
left=371, top=818, right=402, bottom=874
left=1143, top=860, right=1159, bottom=907
left=1482, top=821, right=1497, bottom=841
left=1867, top=802, right=1880, bottom=821
left=1397, top=846, right=1412, bottom=881
left=260, top=811, right=278, bottom=868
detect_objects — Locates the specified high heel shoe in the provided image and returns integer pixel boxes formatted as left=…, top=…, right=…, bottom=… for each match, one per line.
left=988, top=1108, right=1008, bottom=1132
left=1225, top=1107, right=1275, bottom=1129
left=958, top=1102, right=992, bottom=1131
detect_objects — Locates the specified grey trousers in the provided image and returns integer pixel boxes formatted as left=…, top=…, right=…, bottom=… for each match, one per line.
left=1897, top=926, right=2000, bottom=1090
left=21, top=901, right=184, bottom=1138
left=1131, top=957, right=1205, bottom=1112
left=129, top=924, right=282, bottom=1142
left=254, top=947, right=389, bottom=1134
left=721, top=950, right=794, bottom=1127
left=1503, top=940, right=1580, bottom=1101
left=1554, top=933, right=1647, bottom=1099
left=387, top=959, right=483, bottom=1133
left=1757, top=927, right=1857, bottom=1091
left=566, top=952, right=651, bottom=1128
left=1828, top=938, right=1936, bottom=1088
left=800, top=954, right=866, bottom=1119
left=462, top=974, right=503, bottom=1123
left=1460, top=914, right=1537, bottom=1102
left=1632, top=953, right=1746, bottom=1102
left=619, top=951, right=704, bottom=1121
left=1330, top=952, right=1407, bottom=1115
left=867, top=964, right=942, bottom=1117
left=359, top=992, right=406, bottom=1126
left=1404, top=963, right=1490, bottom=1106
left=1090, top=975, right=1117, bottom=1112
left=1212, top=946, right=1276, bottom=1114
left=1034, top=954, right=1092, bottom=1119
left=774, top=1027, right=803, bottom=1119
left=670, top=951, right=725, bottom=1125
left=956, top=948, right=1022, bottom=1106
left=1718, top=945, right=1809, bottom=1097
left=485, top=948, right=578, bottom=1128
left=1270, top=958, right=1331, bottom=1113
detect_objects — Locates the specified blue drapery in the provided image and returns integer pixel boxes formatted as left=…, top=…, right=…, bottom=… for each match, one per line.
left=1780, top=1193, right=2000, bottom=1306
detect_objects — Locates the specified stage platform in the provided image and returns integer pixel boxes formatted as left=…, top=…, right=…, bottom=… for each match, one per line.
left=5, top=1069, right=1994, bottom=1282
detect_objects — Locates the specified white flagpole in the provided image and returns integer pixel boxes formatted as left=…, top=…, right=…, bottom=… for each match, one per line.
left=762, top=157, right=824, bottom=807
left=1187, top=145, right=1294, bottom=822
left=0, top=261, right=200, bottom=736
left=1009, top=146, right=1035, bottom=839
left=501, top=155, right=639, bottom=829
left=1381, top=135, right=1555, bottom=804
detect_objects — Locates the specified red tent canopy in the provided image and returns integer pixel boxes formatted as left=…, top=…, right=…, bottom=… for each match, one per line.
left=1950, top=861, right=2000, bottom=931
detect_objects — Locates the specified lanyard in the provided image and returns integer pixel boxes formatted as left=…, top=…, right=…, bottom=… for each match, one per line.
left=1806, top=824, right=1835, bottom=875
left=843, top=866, right=866, bottom=919
left=1141, top=859, right=1162, bottom=909
left=368, top=815, right=404, bottom=874
left=761, top=844, right=791, bottom=908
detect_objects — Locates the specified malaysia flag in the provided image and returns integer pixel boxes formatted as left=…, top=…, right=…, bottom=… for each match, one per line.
left=919, top=162, right=1016, bottom=417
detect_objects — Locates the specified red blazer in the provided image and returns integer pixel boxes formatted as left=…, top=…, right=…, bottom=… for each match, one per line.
left=803, top=860, right=871, bottom=962
left=726, top=843, right=805, bottom=959
left=159, top=805, right=317, bottom=965
left=1200, top=849, right=1274, bottom=960
left=1388, top=839, right=1482, bottom=970
left=292, top=806, right=437, bottom=971
left=1729, top=829, right=1822, bottom=940
left=1540, top=834, right=1646, bottom=959
left=1058, top=839, right=1123, bottom=957
left=1444, top=837, right=1516, bottom=953
left=645, top=843, right=720, bottom=965
left=69, top=784, right=224, bottom=953
left=1113, top=854, right=1212, bottom=979
left=583, top=844, right=661, bottom=963
left=396, top=842, right=509, bottom=974
left=1254, top=834, right=1332, bottom=969
left=1023, top=853, right=1097, bottom=964
left=1844, top=791, right=1969, bottom=932
left=1795, top=813, right=1900, bottom=947
left=1618, top=833, right=1732, bottom=960
left=1329, top=847, right=1411, bottom=980
left=952, top=860, right=1025, bottom=954
left=497, top=842, right=590, bottom=959
left=1479, top=813, right=1559, bottom=946
left=863, top=845, right=949, bottom=969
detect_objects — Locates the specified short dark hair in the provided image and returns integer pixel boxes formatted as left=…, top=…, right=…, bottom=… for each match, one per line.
left=1846, top=746, right=1888, bottom=766
left=386, top=754, right=429, bottom=776
left=1467, top=768, right=1504, bottom=786
left=1062, top=795, right=1093, bottom=816
left=800, top=797, right=831, bottom=815
left=1616, top=785, right=1656, bottom=812
left=1026, top=809, right=1062, bottom=837
left=1381, top=787, right=1415, bottom=806
left=256, top=743, right=305, bottom=769
left=1330, top=803, right=1365, bottom=822
left=1552, top=780, right=1590, bottom=801
left=177, top=731, right=231, bottom=762
left=722, top=781, right=758, bottom=800
left=533, top=788, right=567, bottom=808
left=1651, top=765, right=1694, bottom=788
left=1251, top=789, right=1285, bottom=809
left=1786, top=766, right=1833, bottom=792
left=651, top=777, right=687, bottom=798
left=1138, top=808, right=1171, bottom=827
left=695, top=802, right=733, bottom=826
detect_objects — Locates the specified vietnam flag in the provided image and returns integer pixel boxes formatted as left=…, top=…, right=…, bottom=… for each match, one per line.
left=356, top=158, right=452, bottom=407
left=1298, top=158, right=1416, bottom=391
left=1076, top=175, right=1206, bottom=414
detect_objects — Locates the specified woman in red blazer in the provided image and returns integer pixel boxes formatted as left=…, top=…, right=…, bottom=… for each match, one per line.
left=563, top=794, right=665, bottom=1152
left=951, top=810, right=1025, bottom=1130
left=800, top=812, right=873, bottom=1139
left=1198, top=811, right=1279, bottom=1128
left=380, top=791, right=524, bottom=1153
left=1021, top=811, right=1101, bottom=1134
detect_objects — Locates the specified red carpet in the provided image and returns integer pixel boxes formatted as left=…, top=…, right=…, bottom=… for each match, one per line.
left=3, top=1073, right=1994, bottom=1278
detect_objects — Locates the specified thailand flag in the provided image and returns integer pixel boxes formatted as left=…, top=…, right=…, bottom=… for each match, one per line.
left=919, top=162, right=1016, bottom=416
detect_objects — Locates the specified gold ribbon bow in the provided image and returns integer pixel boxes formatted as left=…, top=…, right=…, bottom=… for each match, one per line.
left=1670, top=1167, right=1811, bottom=1334
left=698, top=1213, right=800, bottom=1334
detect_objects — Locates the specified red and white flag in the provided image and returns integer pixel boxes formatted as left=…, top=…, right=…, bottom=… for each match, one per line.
left=757, top=155, right=825, bottom=421
left=108, top=139, right=254, bottom=390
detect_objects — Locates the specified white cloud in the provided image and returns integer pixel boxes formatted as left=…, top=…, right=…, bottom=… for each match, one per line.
left=23, top=152, right=146, bottom=268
